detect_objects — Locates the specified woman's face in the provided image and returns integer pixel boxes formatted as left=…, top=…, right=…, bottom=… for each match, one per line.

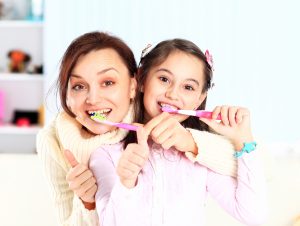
left=66, top=48, right=136, bottom=134
left=142, top=51, right=207, bottom=122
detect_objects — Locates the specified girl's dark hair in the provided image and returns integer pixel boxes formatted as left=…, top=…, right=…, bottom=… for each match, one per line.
left=57, top=31, right=137, bottom=117
left=125, top=38, right=214, bottom=146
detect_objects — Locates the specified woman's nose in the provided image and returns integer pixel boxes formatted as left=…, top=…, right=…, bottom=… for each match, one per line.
left=85, top=88, right=102, bottom=105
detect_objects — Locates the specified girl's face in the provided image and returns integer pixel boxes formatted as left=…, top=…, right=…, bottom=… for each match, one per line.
left=143, top=51, right=207, bottom=122
left=66, top=48, right=136, bottom=134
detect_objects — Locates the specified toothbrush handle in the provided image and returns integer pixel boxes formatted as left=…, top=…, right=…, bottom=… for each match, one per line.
left=196, top=111, right=221, bottom=120
left=116, top=123, right=138, bottom=131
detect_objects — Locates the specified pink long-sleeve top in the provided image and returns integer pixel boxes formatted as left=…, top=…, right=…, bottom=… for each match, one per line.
left=90, top=141, right=267, bottom=226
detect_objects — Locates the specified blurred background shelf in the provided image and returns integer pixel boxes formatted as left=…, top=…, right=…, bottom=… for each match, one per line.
left=0, top=124, right=42, bottom=135
left=0, top=73, right=43, bottom=81
left=0, top=20, right=43, bottom=28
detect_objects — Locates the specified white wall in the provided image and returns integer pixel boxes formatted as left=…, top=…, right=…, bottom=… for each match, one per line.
left=44, top=0, right=300, bottom=143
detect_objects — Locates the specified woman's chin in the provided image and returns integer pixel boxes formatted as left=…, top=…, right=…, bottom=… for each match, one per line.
left=87, top=125, right=115, bottom=135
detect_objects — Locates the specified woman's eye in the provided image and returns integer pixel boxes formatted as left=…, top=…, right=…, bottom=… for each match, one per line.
left=159, top=76, right=169, bottom=83
left=72, top=84, right=85, bottom=91
left=103, top=80, right=114, bottom=86
left=184, top=85, right=194, bottom=91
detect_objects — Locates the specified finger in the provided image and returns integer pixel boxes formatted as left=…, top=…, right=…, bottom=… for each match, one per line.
left=82, top=184, right=97, bottom=202
left=144, top=112, right=169, bottom=135
left=76, top=170, right=94, bottom=185
left=76, top=177, right=96, bottom=197
left=161, top=135, right=176, bottom=150
left=137, top=126, right=149, bottom=147
left=228, top=107, right=238, bottom=127
left=66, top=164, right=87, bottom=181
left=150, top=117, right=173, bottom=142
left=211, top=106, right=221, bottom=120
left=220, top=106, right=229, bottom=126
left=236, top=108, right=250, bottom=124
left=64, top=149, right=79, bottom=167
left=200, top=117, right=219, bottom=131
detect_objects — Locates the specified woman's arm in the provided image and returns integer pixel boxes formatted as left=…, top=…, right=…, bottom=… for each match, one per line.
left=36, top=126, right=99, bottom=226
left=185, top=129, right=237, bottom=177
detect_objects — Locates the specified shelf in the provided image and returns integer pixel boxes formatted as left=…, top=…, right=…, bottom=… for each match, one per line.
left=0, top=124, right=42, bottom=135
left=0, top=20, right=43, bottom=28
left=0, top=73, right=43, bottom=81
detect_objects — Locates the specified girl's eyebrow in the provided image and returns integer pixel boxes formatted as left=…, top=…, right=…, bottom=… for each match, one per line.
left=155, top=68, right=200, bottom=86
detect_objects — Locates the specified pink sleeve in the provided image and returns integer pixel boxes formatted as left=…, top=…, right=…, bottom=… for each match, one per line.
left=89, top=147, right=150, bottom=226
left=206, top=150, right=268, bottom=226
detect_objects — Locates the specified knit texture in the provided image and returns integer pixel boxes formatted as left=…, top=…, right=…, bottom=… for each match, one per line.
left=36, top=108, right=133, bottom=226
left=185, top=129, right=237, bottom=177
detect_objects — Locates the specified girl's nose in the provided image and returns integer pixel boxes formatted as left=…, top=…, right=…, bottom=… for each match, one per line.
left=165, top=85, right=179, bottom=100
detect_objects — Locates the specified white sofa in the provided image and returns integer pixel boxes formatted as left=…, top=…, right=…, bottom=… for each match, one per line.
left=1, top=150, right=299, bottom=226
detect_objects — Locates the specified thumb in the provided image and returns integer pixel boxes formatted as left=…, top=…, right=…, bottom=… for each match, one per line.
left=200, top=118, right=220, bottom=131
left=136, top=127, right=149, bottom=148
left=64, top=149, right=79, bottom=168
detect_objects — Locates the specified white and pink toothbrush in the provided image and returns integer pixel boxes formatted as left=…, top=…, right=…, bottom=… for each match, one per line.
left=161, top=106, right=221, bottom=120
left=90, top=112, right=138, bottom=131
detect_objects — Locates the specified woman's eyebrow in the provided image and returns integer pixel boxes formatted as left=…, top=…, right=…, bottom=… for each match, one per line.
left=97, top=67, right=119, bottom=75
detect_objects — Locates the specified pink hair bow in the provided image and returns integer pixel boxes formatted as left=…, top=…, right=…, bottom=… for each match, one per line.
left=205, top=50, right=214, bottom=71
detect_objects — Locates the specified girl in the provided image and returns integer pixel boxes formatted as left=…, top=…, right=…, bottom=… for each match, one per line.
left=90, top=39, right=267, bottom=226
left=37, top=32, right=237, bottom=226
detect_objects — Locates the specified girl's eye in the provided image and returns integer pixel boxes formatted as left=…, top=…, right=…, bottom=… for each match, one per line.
left=103, top=80, right=114, bottom=86
left=72, top=84, right=85, bottom=91
left=159, top=76, right=169, bottom=83
left=184, top=85, right=195, bottom=91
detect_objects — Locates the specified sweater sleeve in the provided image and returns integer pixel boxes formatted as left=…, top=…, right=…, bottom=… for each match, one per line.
left=90, top=147, right=150, bottom=226
left=206, top=145, right=268, bottom=226
left=36, top=124, right=99, bottom=226
left=185, top=129, right=237, bottom=177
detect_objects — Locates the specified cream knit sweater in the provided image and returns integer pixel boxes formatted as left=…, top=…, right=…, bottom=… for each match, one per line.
left=36, top=111, right=236, bottom=226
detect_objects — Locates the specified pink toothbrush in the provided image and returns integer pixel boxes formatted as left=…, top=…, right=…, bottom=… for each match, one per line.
left=90, top=113, right=138, bottom=131
left=161, top=106, right=221, bottom=120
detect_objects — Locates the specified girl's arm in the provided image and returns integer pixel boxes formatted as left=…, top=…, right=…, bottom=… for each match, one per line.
left=206, top=149, right=267, bottom=225
left=89, top=144, right=150, bottom=226
left=36, top=125, right=98, bottom=226
left=203, top=106, right=267, bottom=225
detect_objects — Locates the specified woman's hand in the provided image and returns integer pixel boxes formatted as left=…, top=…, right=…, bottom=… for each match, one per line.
left=117, top=127, right=149, bottom=189
left=144, top=112, right=197, bottom=154
left=200, top=106, right=254, bottom=150
left=64, top=150, right=97, bottom=209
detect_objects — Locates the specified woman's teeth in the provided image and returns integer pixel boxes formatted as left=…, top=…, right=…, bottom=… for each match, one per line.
left=88, top=109, right=111, bottom=117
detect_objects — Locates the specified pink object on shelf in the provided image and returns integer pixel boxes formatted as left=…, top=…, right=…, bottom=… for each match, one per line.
left=0, top=90, right=4, bottom=123
left=16, top=118, right=31, bottom=127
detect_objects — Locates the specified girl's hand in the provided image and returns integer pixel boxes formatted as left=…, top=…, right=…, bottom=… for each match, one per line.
left=144, top=112, right=197, bottom=154
left=200, top=106, right=254, bottom=150
left=117, top=127, right=149, bottom=189
left=64, top=150, right=97, bottom=209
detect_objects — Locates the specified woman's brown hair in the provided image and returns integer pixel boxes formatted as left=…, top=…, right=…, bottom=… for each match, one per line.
left=56, top=31, right=137, bottom=117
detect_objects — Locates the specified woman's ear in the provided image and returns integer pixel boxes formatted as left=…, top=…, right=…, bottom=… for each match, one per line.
left=130, top=77, right=137, bottom=99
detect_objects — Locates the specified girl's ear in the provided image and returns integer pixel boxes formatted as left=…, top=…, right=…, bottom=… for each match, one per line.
left=130, top=77, right=137, bottom=99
